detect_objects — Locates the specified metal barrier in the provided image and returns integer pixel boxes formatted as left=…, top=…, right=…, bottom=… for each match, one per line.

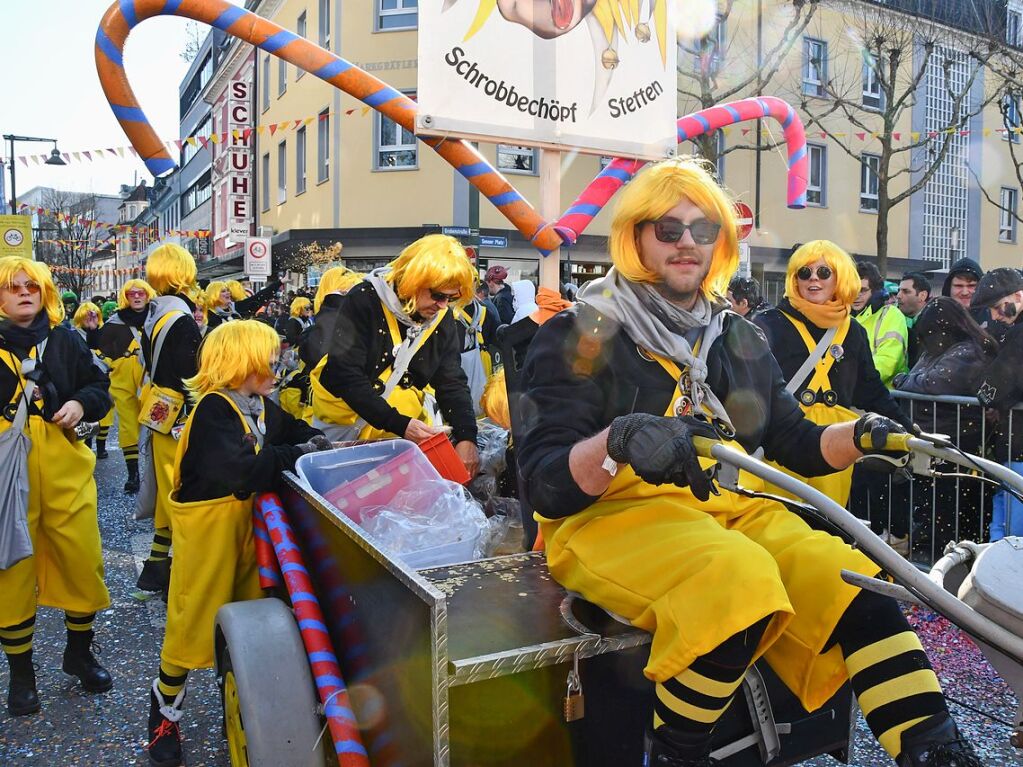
left=853, top=390, right=1023, bottom=566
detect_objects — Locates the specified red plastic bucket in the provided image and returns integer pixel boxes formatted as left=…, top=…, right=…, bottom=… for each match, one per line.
left=418, top=433, right=471, bottom=484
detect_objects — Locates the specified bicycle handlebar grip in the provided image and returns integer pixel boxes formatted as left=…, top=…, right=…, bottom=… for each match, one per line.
left=858, top=431, right=912, bottom=453
left=692, top=436, right=720, bottom=458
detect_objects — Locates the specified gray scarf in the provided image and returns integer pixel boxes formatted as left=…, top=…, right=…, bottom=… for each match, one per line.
left=221, top=390, right=266, bottom=449
left=366, top=266, right=444, bottom=347
left=578, top=268, right=733, bottom=428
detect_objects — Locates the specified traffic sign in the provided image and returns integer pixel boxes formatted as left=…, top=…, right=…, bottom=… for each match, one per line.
left=442, top=226, right=479, bottom=237
left=734, top=202, right=754, bottom=241
left=0, top=215, right=33, bottom=259
left=244, top=237, right=272, bottom=277
left=480, top=235, right=507, bottom=248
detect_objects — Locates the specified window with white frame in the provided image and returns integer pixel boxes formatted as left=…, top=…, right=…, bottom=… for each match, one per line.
left=802, top=38, right=828, bottom=97
left=860, top=153, right=880, bottom=212
left=261, top=54, right=270, bottom=112
left=862, top=52, right=884, bottom=110
left=296, top=126, right=307, bottom=195
left=1004, top=93, right=1021, bottom=143
left=378, top=0, right=418, bottom=31
left=277, top=141, right=287, bottom=204
left=1008, top=2, right=1022, bottom=46
left=318, top=0, right=330, bottom=48
left=261, top=153, right=270, bottom=211
left=278, top=56, right=287, bottom=97
left=497, top=145, right=537, bottom=175
left=1000, top=187, right=1018, bottom=242
left=807, top=144, right=827, bottom=206
left=296, top=12, right=306, bottom=78
left=317, top=109, right=330, bottom=182
left=375, top=93, right=417, bottom=169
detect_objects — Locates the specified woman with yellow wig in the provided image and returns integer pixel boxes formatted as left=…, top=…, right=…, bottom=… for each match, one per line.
left=753, top=241, right=912, bottom=506
left=311, top=234, right=480, bottom=476
left=0, top=258, right=113, bottom=716
left=96, top=279, right=156, bottom=493
left=135, top=244, right=204, bottom=599
left=203, top=281, right=238, bottom=331
left=276, top=297, right=315, bottom=422
left=144, top=320, right=328, bottom=766
left=72, top=302, right=115, bottom=459
left=226, top=277, right=284, bottom=319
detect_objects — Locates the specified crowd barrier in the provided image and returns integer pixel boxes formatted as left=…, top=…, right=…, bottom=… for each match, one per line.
left=852, top=390, right=1023, bottom=567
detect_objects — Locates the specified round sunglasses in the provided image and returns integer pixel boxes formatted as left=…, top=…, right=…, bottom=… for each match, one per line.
left=644, top=218, right=722, bottom=245
left=796, top=265, right=833, bottom=281
left=4, top=280, right=42, bottom=295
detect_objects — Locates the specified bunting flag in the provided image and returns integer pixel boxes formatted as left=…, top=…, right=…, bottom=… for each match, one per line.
left=17, top=204, right=211, bottom=238
left=48, top=263, right=146, bottom=277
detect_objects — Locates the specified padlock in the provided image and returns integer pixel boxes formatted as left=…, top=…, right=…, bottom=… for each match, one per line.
left=563, top=654, right=585, bottom=722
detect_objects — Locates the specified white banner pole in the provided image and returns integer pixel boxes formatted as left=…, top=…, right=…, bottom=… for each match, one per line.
left=538, top=148, right=561, bottom=292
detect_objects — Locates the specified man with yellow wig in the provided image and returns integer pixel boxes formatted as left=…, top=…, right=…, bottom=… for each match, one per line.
left=312, top=234, right=480, bottom=476
left=518, top=158, right=980, bottom=766
left=96, top=278, right=156, bottom=494
left=0, top=258, right=113, bottom=716
left=135, top=244, right=204, bottom=599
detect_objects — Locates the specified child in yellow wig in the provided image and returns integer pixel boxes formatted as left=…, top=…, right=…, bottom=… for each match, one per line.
left=310, top=234, right=481, bottom=478
left=72, top=302, right=115, bottom=458
left=145, top=320, right=329, bottom=766
left=96, top=279, right=156, bottom=493
left=0, top=258, right=113, bottom=717
left=753, top=240, right=913, bottom=506
left=135, top=244, right=204, bottom=599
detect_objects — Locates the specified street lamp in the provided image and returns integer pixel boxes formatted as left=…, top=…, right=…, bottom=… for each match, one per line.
left=3, top=134, right=67, bottom=214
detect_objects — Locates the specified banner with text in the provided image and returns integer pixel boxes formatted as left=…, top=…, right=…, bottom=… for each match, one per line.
left=416, top=1, right=677, bottom=160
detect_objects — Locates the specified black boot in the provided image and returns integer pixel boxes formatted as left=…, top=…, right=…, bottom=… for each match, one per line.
left=6, top=651, right=39, bottom=716
left=62, top=630, right=113, bottom=693
left=147, top=681, right=185, bottom=767
left=124, top=461, right=140, bottom=494
left=136, top=557, right=171, bottom=594
left=898, top=714, right=982, bottom=767
left=643, top=727, right=718, bottom=767
left=96, top=440, right=108, bottom=459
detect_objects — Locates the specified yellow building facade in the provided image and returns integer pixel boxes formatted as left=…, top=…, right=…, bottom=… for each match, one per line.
left=253, top=0, right=1022, bottom=292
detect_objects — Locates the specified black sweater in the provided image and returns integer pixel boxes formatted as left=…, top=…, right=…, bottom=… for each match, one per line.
left=140, top=296, right=203, bottom=396
left=0, top=321, right=111, bottom=423
left=177, top=394, right=321, bottom=502
left=96, top=308, right=146, bottom=360
left=320, top=282, right=478, bottom=443
left=299, top=293, right=344, bottom=369
left=518, top=306, right=833, bottom=519
left=754, top=300, right=911, bottom=429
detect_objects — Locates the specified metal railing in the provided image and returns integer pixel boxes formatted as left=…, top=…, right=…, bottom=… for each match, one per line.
left=854, top=390, right=1023, bottom=566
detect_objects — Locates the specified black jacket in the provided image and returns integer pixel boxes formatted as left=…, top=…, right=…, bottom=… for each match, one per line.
left=140, top=295, right=203, bottom=396
left=518, top=306, right=834, bottom=519
left=0, top=321, right=111, bottom=423
left=233, top=279, right=283, bottom=318
left=492, top=284, right=515, bottom=325
left=177, top=394, right=320, bottom=502
left=754, top=299, right=911, bottom=429
left=320, top=282, right=478, bottom=443
left=977, top=320, right=1023, bottom=412
left=96, top=308, right=146, bottom=360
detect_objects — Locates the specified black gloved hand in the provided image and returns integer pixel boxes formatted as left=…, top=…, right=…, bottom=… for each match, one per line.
left=853, top=413, right=910, bottom=472
left=607, top=413, right=720, bottom=500
left=299, top=434, right=334, bottom=453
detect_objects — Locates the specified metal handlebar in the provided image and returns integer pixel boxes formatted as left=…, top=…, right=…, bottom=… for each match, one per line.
left=690, top=436, right=1023, bottom=666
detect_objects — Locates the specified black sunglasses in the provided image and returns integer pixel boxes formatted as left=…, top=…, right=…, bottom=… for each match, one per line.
left=644, top=218, right=722, bottom=245
left=429, top=289, right=460, bottom=303
left=796, top=265, right=833, bottom=281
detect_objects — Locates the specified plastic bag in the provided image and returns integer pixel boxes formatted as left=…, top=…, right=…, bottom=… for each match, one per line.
left=484, top=498, right=525, bottom=557
left=468, top=420, right=510, bottom=502
left=360, top=480, right=490, bottom=566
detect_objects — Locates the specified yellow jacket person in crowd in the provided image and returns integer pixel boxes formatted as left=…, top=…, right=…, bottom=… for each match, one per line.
left=310, top=234, right=480, bottom=476
left=135, top=244, right=203, bottom=599
left=72, top=301, right=115, bottom=459
left=144, top=320, right=328, bottom=767
left=518, top=158, right=980, bottom=767
left=0, top=258, right=113, bottom=716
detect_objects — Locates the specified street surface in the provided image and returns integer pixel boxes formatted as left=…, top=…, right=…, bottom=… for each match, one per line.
left=0, top=424, right=1018, bottom=765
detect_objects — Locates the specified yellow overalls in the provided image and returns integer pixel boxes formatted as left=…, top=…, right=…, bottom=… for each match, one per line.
left=765, top=314, right=859, bottom=507
left=0, top=347, right=110, bottom=627
left=538, top=350, right=878, bottom=713
left=107, top=328, right=144, bottom=452
left=160, top=392, right=263, bottom=670
left=309, top=301, right=445, bottom=441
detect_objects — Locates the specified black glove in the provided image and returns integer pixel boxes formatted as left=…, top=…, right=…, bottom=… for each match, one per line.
left=853, top=413, right=910, bottom=472
left=299, top=435, right=334, bottom=453
left=607, top=413, right=719, bottom=500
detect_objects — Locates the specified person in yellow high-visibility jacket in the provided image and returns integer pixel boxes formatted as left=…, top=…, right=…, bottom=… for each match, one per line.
left=0, top=258, right=113, bottom=717
left=518, top=158, right=980, bottom=767
left=143, top=320, right=327, bottom=767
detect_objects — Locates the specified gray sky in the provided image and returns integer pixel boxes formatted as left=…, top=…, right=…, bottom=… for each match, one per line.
left=3, top=0, right=242, bottom=201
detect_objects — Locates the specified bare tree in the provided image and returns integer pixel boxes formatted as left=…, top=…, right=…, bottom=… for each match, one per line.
left=180, top=20, right=204, bottom=63
left=36, top=189, right=109, bottom=299
left=678, top=0, right=821, bottom=166
left=799, top=0, right=1002, bottom=275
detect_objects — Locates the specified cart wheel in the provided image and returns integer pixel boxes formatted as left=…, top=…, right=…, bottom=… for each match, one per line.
left=215, top=598, right=329, bottom=767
